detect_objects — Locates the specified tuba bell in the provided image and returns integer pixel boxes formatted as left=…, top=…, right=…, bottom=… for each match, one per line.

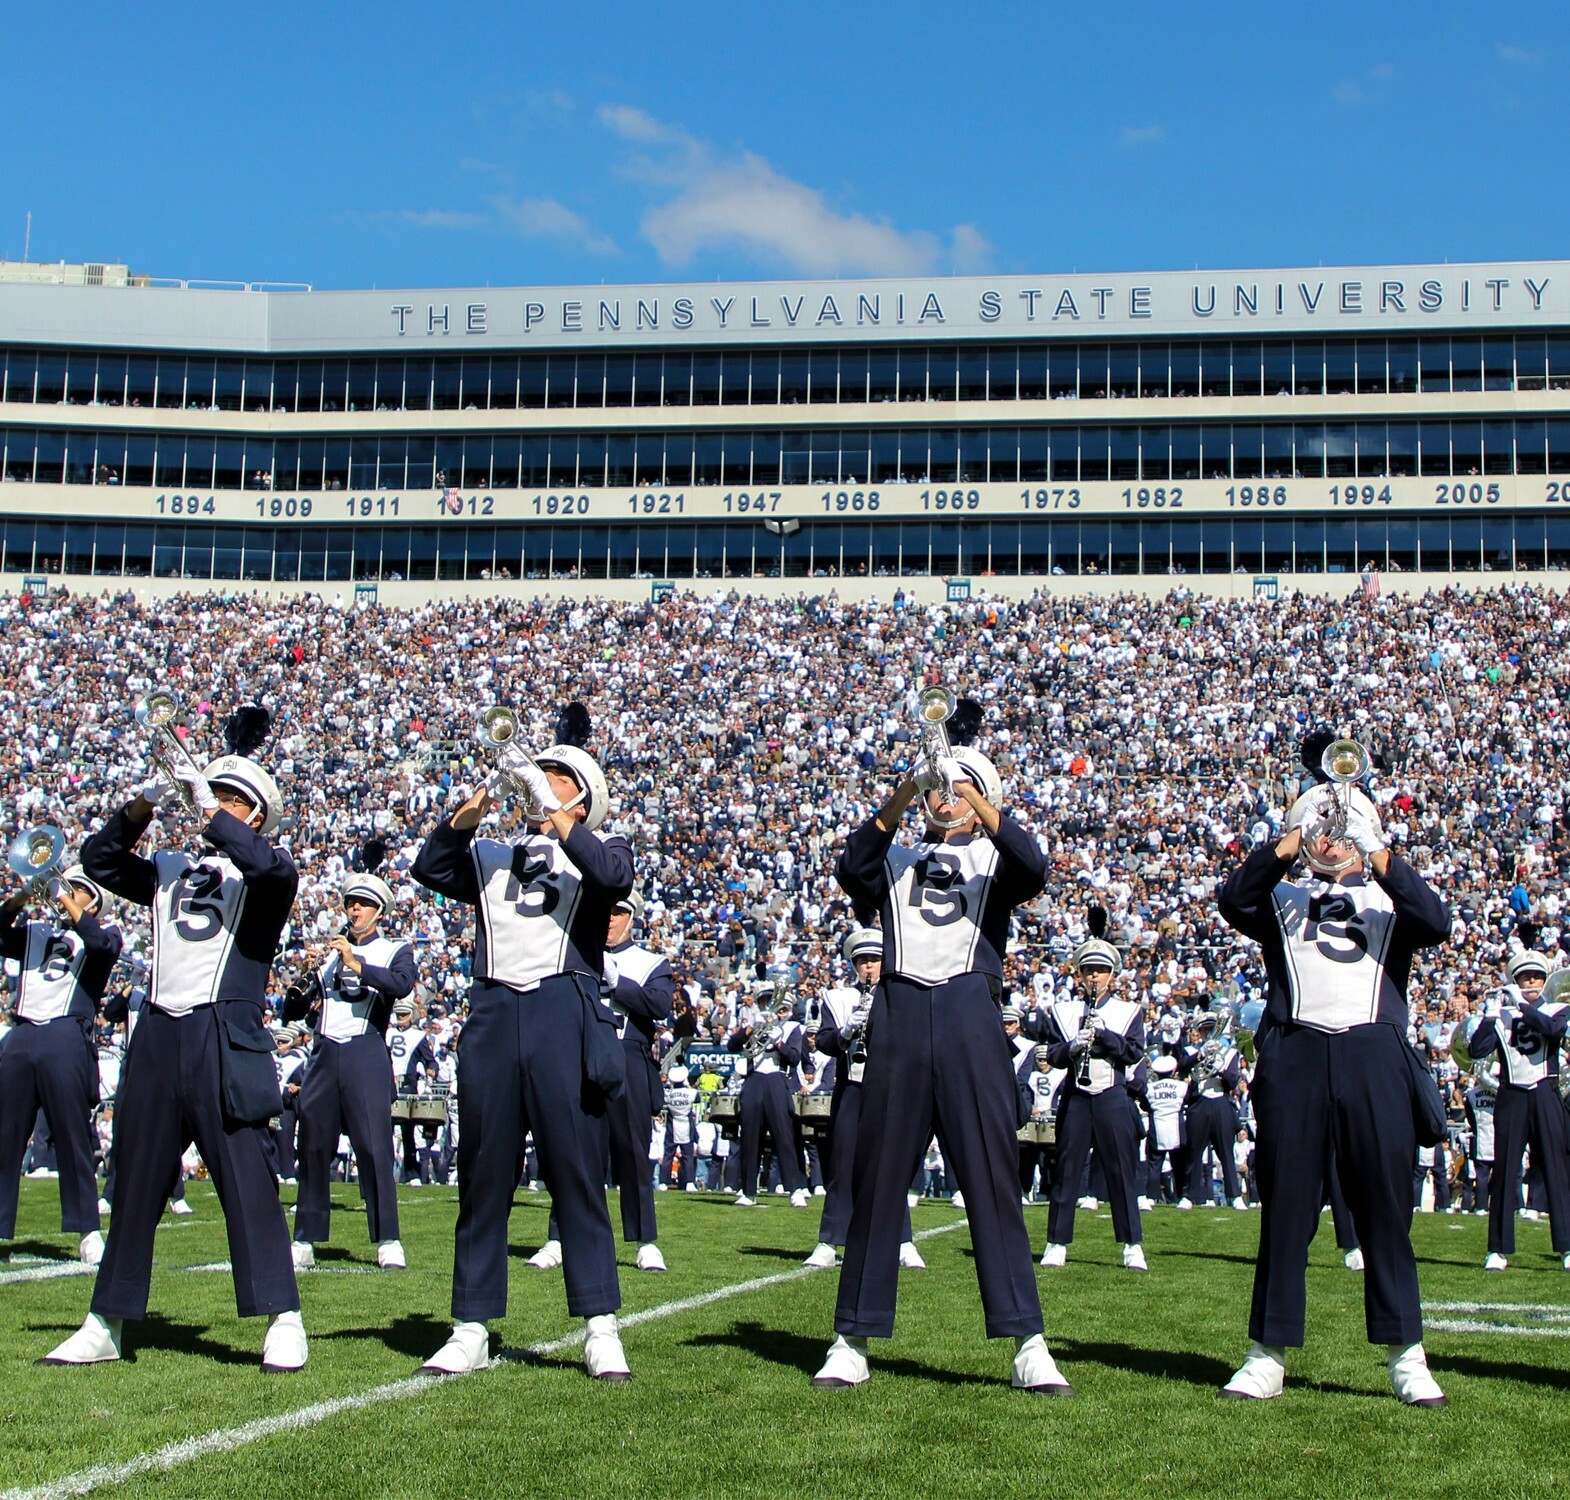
left=7, top=825, right=69, bottom=915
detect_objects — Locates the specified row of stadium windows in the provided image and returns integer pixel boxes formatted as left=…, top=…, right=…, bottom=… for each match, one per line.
left=3, top=514, right=1562, bottom=581
left=5, top=332, right=1570, bottom=411
left=5, top=419, right=1570, bottom=488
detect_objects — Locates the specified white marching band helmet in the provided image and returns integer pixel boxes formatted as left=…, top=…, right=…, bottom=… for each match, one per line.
left=341, top=871, right=395, bottom=912
left=59, top=864, right=111, bottom=918
left=666, top=1064, right=690, bottom=1086
left=1286, top=781, right=1382, bottom=878
left=615, top=888, right=646, bottom=921
left=536, top=744, right=610, bottom=832
left=1068, top=906, right=1122, bottom=975
left=842, top=926, right=884, bottom=964
left=924, top=746, right=1005, bottom=830
left=1507, top=950, right=1550, bottom=983
left=202, top=754, right=283, bottom=838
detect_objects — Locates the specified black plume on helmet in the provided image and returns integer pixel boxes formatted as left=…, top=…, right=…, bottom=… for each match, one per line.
left=223, top=705, right=271, bottom=758
left=556, top=702, right=592, bottom=748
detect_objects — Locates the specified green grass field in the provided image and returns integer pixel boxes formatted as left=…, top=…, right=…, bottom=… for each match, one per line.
left=2, top=1180, right=1568, bottom=1500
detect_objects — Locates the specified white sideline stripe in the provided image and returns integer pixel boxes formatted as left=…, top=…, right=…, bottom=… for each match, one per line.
left=1426, top=1319, right=1570, bottom=1338
left=0, top=1262, right=95, bottom=1286
left=1423, top=1301, right=1570, bottom=1316
left=5, top=1219, right=972, bottom=1499
left=181, top=1262, right=379, bottom=1277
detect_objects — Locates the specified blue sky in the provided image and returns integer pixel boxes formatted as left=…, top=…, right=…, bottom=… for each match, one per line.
left=5, top=2, right=1568, bottom=291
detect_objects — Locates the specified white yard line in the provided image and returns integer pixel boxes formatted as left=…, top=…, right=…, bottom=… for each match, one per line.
left=1425, top=1318, right=1570, bottom=1338
left=4, top=1218, right=972, bottom=1500
left=0, top=1262, right=95, bottom=1287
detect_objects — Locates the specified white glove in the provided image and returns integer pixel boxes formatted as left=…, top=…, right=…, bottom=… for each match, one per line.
left=483, top=768, right=512, bottom=801
left=909, top=755, right=943, bottom=795
left=496, top=743, right=534, bottom=779
left=1071, top=1025, right=1095, bottom=1055
left=935, top=755, right=969, bottom=795
left=136, top=772, right=174, bottom=806
left=171, top=760, right=219, bottom=816
left=518, top=761, right=562, bottom=815
left=1343, top=809, right=1385, bottom=859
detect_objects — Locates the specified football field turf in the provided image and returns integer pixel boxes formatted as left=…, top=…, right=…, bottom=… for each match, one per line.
left=2, top=1181, right=1567, bottom=1499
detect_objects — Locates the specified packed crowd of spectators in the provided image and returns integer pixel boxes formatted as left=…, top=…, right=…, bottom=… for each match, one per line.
left=2, top=578, right=1565, bottom=1196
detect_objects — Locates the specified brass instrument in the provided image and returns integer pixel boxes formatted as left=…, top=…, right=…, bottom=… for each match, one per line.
left=474, top=705, right=546, bottom=819
left=1319, top=738, right=1370, bottom=839
left=6, top=825, right=69, bottom=915
left=917, top=686, right=958, bottom=800
left=134, top=691, right=203, bottom=814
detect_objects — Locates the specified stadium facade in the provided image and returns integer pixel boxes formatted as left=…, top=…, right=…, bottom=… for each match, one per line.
left=3, top=259, right=1569, bottom=601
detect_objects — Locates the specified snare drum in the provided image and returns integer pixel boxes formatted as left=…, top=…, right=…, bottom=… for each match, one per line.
left=706, top=1093, right=742, bottom=1137
left=1016, top=1119, right=1056, bottom=1147
left=793, top=1093, right=834, bottom=1137
left=392, top=1086, right=450, bottom=1125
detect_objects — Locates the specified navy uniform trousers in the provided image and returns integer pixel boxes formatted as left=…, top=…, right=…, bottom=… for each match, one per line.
left=91, top=1007, right=297, bottom=1321
left=1184, top=1096, right=1242, bottom=1204
left=818, top=1079, right=912, bottom=1247
left=608, top=1035, right=657, bottom=1242
left=1249, top=1022, right=1421, bottom=1349
left=835, top=977, right=1042, bottom=1340
left=293, top=1031, right=400, bottom=1245
left=0, top=1017, right=101, bottom=1239
left=452, top=977, right=620, bottom=1322
left=738, top=1071, right=806, bottom=1197
left=1047, top=1087, right=1142, bottom=1247
left=1487, top=1083, right=1570, bottom=1255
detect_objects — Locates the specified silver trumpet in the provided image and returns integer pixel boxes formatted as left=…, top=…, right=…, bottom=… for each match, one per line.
left=917, top=686, right=958, bottom=800
left=134, top=691, right=203, bottom=814
left=7, top=824, right=69, bottom=915
left=1319, top=737, right=1370, bottom=840
left=475, top=705, right=546, bottom=819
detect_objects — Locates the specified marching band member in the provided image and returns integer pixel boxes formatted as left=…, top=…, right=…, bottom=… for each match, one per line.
left=805, top=928, right=921, bottom=1271
left=1039, top=923, right=1148, bottom=1270
left=602, top=889, right=674, bottom=1269
left=285, top=862, right=417, bottom=1270
left=1144, top=1053, right=1189, bottom=1206
left=730, top=988, right=811, bottom=1208
left=1467, top=951, right=1570, bottom=1271
left=1175, top=1010, right=1248, bottom=1211
left=1215, top=762, right=1451, bottom=1405
left=267, top=1021, right=307, bottom=1185
left=814, top=732, right=1072, bottom=1395
left=412, top=720, right=635, bottom=1379
left=662, top=1065, right=700, bottom=1191
left=45, top=724, right=308, bottom=1371
left=1462, top=1066, right=1497, bottom=1218
left=387, top=1001, right=439, bottom=1183
left=0, top=864, right=122, bottom=1266
left=1017, top=1044, right=1063, bottom=1204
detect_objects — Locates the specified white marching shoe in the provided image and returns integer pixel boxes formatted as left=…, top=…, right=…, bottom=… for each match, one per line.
left=1136, top=1195, right=1154, bottom=1211
left=1122, top=1244, right=1148, bottom=1271
left=1563, top=1253, right=1570, bottom=1272
left=96, top=1197, right=112, bottom=1215
left=1012, top=1333, right=1074, bottom=1395
left=803, top=1241, right=839, bottom=1269
left=168, top=1198, right=194, bottom=1216
left=1220, top=1342, right=1286, bottom=1400
left=1387, top=1342, right=1448, bottom=1406
left=79, top=1231, right=105, bottom=1266
left=734, top=1193, right=757, bottom=1208
left=1344, top=1248, right=1366, bottom=1272
left=1232, top=1196, right=1250, bottom=1211
left=1175, top=1197, right=1193, bottom=1211
left=950, top=1191, right=965, bottom=1210
left=898, top=1240, right=926, bottom=1269
left=790, top=1188, right=811, bottom=1208
left=290, top=1240, right=315, bottom=1270
left=376, top=1239, right=406, bottom=1269
left=684, top=1182, right=699, bottom=1193
left=1484, top=1252, right=1508, bottom=1271
left=261, top=1310, right=308, bottom=1373
left=39, top=1312, right=122, bottom=1365
left=812, top=1334, right=870, bottom=1386
left=906, top=1192, right=919, bottom=1209
left=635, top=1242, right=667, bottom=1272
left=1039, top=1242, right=1066, bottom=1267
left=584, top=1314, right=632, bottom=1381
left=1076, top=1195, right=1099, bottom=1211
left=422, top=1321, right=490, bottom=1374
left=527, top=1239, right=563, bottom=1270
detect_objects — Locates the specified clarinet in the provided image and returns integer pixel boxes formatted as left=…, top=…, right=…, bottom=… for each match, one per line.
left=1074, top=982, right=1098, bottom=1089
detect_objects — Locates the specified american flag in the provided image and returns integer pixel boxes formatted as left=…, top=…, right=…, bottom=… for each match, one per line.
left=1361, top=567, right=1381, bottom=599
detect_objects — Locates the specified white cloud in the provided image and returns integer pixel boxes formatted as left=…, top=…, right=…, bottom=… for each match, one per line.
left=397, top=208, right=487, bottom=230
left=1497, top=42, right=1546, bottom=66
left=491, top=195, right=617, bottom=255
left=1120, top=124, right=1166, bottom=147
left=598, top=104, right=991, bottom=277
